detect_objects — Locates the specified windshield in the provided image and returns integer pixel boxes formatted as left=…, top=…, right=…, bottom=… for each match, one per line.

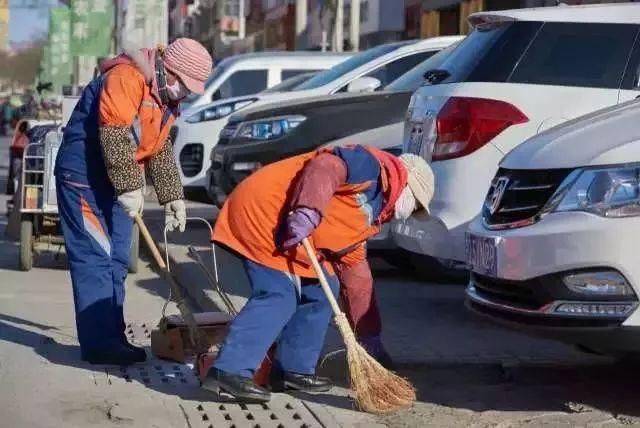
left=262, top=72, right=317, bottom=93
left=184, top=61, right=229, bottom=103
left=295, top=42, right=413, bottom=90
left=386, top=43, right=459, bottom=91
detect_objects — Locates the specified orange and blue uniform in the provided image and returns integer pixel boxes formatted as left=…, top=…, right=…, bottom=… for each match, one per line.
left=54, top=56, right=183, bottom=357
left=212, top=145, right=406, bottom=377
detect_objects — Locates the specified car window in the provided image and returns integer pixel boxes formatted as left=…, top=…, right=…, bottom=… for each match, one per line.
left=364, top=51, right=437, bottom=88
left=295, top=41, right=413, bottom=90
left=262, top=72, right=317, bottom=93
left=437, top=21, right=638, bottom=90
left=216, top=69, right=269, bottom=99
left=509, top=23, right=638, bottom=89
left=281, top=69, right=321, bottom=80
left=386, top=44, right=458, bottom=91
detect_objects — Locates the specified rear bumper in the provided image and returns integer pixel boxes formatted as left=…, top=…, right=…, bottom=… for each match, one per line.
left=391, top=143, right=503, bottom=262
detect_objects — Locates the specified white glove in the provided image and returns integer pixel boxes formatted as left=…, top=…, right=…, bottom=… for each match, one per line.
left=165, top=199, right=186, bottom=232
left=118, top=189, right=144, bottom=217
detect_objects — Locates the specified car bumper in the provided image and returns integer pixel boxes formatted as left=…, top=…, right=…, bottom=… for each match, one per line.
left=465, top=211, right=640, bottom=337
left=173, top=120, right=226, bottom=190
left=367, top=222, right=395, bottom=250
left=391, top=143, right=503, bottom=262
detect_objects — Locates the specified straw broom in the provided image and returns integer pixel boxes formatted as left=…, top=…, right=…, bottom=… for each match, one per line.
left=301, top=238, right=416, bottom=414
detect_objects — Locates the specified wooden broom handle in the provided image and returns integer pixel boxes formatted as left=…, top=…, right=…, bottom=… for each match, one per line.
left=301, top=238, right=342, bottom=316
left=135, top=215, right=167, bottom=270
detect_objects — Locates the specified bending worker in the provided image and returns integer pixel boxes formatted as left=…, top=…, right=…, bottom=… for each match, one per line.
left=54, top=39, right=212, bottom=365
left=205, top=144, right=433, bottom=403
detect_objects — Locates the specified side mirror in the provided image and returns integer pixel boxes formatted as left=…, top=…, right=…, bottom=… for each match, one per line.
left=346, top=76, right=382, bottom=93
left=212, top=90, right=222, bottom=101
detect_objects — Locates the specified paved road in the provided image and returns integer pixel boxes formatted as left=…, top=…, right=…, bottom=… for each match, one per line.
left=2, top=135, right=640, bottom=427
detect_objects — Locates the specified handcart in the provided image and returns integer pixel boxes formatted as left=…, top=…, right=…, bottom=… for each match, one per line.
left=15, top=128, right=140, bottom=272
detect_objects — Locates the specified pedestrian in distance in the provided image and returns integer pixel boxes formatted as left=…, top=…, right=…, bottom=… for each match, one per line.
left=54, top=38, right=212, bottom=365
left=205, top=144, right=434, bottom=403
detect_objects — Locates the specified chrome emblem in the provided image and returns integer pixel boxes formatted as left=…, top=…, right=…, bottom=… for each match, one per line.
left=488, top=177, right=509, bottom=215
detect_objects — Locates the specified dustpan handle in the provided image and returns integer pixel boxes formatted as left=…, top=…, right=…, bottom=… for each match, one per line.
left=134, top=214, right=203, bottom=350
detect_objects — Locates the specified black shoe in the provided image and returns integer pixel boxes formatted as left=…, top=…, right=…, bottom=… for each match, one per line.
left=275, top=371, right=332, bottom=393
left=121, top=341, right=147, bottom=362
left=202, top=368, right=271, bottom=403
left=81, top=344, right=146, bottom=366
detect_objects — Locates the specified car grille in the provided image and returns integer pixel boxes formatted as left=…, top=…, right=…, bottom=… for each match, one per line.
left=483, top=168, right=571, bottom=229
left=179, top=143, right=204, bottom=178
left=169, top=126, right=178, bottom=145
left=472, top=273, right=541, bottom=310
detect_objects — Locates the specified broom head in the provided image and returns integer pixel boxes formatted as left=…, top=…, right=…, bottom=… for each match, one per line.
left=335, top=313, right=416, bottom=414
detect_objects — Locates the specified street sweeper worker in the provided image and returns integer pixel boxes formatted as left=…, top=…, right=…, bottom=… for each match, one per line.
left=205, top=144, right=434, bottom=403
left=54, top=38, right=212, bottom=366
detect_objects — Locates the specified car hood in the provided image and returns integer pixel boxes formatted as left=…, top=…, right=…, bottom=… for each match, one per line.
left=229, top=90, right=407, bottom=123
left=502, top=99, right=640, bottom=170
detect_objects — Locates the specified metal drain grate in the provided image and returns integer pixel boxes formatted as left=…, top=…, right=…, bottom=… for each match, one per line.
left=124, top=322, right=152, bottom=345
left=186, top=399, right=322, bottom=428
left=105, top=361, right=200, bottom=388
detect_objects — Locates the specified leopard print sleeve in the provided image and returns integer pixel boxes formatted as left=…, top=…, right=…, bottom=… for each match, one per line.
left=99, top=126, right=144, bottom=194
left=147, top=139, right=184, bottom=205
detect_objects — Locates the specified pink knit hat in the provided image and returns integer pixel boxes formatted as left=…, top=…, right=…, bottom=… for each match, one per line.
left=163, top=38, right=213, bottom=95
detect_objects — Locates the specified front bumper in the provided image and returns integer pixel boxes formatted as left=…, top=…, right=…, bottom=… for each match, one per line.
left=465, top=211, right=640, bottom=334
left=173, top=119, right=226, bottom=190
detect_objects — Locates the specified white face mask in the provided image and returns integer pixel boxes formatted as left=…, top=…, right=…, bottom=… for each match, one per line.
left=394, top=186, right=417, bottom=221
left=166, top=80, right=190, bottom=101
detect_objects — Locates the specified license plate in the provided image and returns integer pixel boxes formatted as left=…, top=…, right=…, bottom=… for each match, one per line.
left=465, top=233, right=498, bottom=277
left=407, top=122, right=424, bottom=155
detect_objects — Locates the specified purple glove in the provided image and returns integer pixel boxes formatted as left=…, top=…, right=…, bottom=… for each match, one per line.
left=281, top=207, right=321, bottom=250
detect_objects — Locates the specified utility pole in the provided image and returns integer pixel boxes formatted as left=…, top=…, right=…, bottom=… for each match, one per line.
left=295, top=0, right=307, bottom=49
left=349, top=0, right=359, bottom=52
left=334, top=0, right=343, bottom=52
left=238, top=0, right=245, bottom=39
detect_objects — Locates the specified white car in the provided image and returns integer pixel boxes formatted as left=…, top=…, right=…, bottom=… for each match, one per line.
left=393, top=3, right=640, bottom=278
left=184, top=51, right=350, bottom=111
left=174, top=36, right=462, bottom=201
left=465, top=99, right=640, bottom=355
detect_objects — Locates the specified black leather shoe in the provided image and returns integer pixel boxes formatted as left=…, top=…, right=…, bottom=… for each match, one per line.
left=81, top=344, right=145, bottom=366
left=202, top=368, right=271, bottom=403
left=278, top=372, right=332, bottom=393
left=121, top=341, right=147, bottom=363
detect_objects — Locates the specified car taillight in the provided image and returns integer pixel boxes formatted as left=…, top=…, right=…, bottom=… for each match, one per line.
left=432, top=97, right=528, bottom=161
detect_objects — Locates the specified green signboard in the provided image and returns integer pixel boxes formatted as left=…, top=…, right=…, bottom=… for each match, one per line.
left=48, top=6, right=72, bottom=86
left=70, top=0, right=114, bottom=57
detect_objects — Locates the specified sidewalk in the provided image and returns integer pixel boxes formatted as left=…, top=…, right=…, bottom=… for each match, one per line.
left=0, top=187, right=348, bottom=427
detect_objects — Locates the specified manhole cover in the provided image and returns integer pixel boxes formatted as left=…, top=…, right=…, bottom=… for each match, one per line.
left=124, top=321, right=152, bottom=345
left=184, top=399, right=322, bottom=428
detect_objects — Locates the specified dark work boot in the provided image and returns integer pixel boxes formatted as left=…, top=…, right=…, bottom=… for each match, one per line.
left=273, top=371, right=332, bottom=393
left=81, top=343, right=146, bottom=366
left=202, top=368, right=271, bottom=403
left=121, top=341, right=147, bottom=363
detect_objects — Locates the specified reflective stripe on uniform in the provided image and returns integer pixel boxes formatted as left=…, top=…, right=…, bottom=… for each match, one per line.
left=80, top=196, right=111, bottom=256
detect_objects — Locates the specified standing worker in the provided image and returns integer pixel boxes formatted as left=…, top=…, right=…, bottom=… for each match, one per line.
left=54, top=39, right=212, bottom=365
left=206, top=144, right=433, bottom=403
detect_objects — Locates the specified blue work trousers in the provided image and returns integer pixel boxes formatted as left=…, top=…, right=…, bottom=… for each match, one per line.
left=214, top=258, right=339, bottom=378
left=56, top=178, right=132, bottom=354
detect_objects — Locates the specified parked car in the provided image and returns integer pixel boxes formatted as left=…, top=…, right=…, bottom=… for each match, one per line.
left=183, top=51, right=350, bottom=111
left=174, top=37, right=460, bottom=202
left=260, top=71, right=319, bottom=93
left=466, top=98, right=640, bottom=356
left=207, top=36, right=463, bottom=206
left=393, top=3, right=640, bottom=280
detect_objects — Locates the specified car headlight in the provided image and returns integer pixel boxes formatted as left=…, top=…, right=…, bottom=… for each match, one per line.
left=185, top=99, right=256, bottom=124
left=552, top=166, right=640, bottom=217
left=236, top=115, right=306, bottom=141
